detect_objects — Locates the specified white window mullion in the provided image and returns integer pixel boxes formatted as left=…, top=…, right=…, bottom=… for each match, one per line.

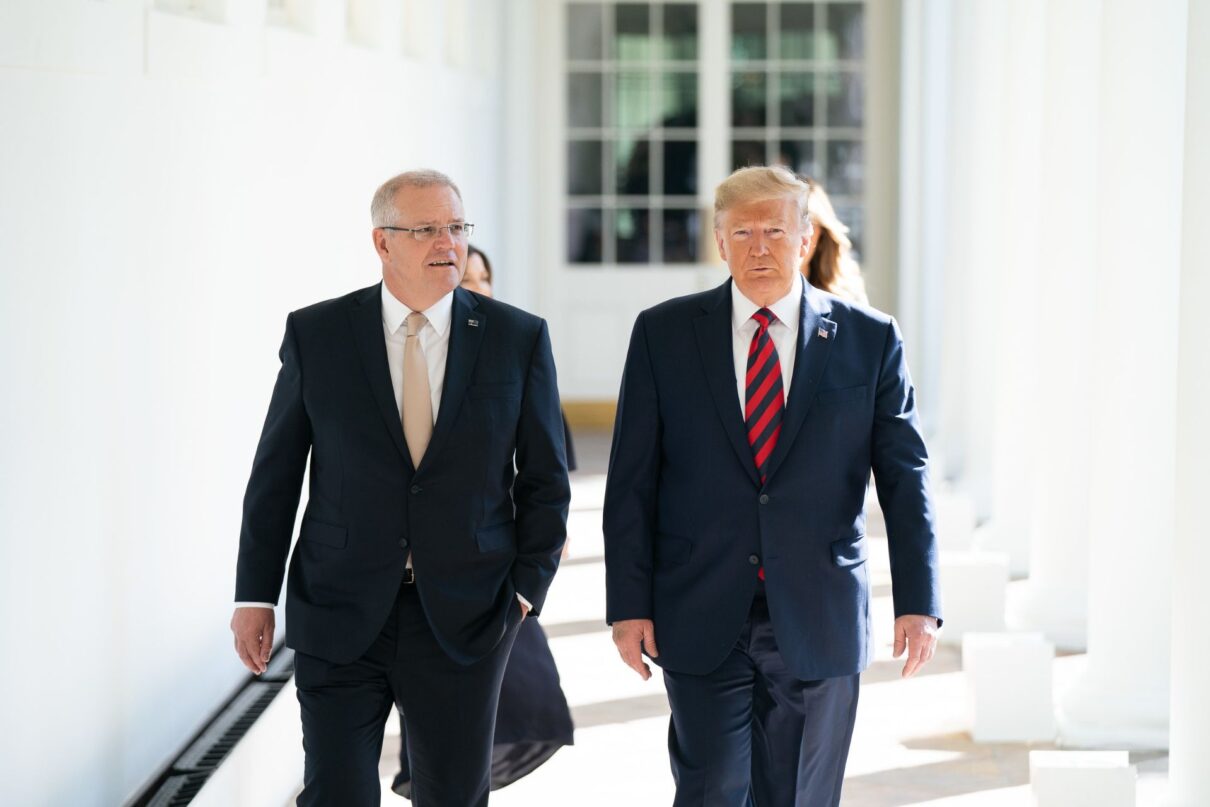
left=700, top=0, right=731, bottom=219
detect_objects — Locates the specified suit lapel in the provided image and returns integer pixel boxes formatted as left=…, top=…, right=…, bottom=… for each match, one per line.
left=349, top=283, right=413, bottom=469
left=421, top=287, right=484, bottom=472
left=694, top=280, right=762, bottom=488
left=762, top=282, right=837, bottom=484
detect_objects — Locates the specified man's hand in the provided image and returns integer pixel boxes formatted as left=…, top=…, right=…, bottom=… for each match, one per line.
left=231, top=607, right=275, bottom=675
left=612, top=619, right=659, bottom=680
left=893, top=614, right=939, bottom=678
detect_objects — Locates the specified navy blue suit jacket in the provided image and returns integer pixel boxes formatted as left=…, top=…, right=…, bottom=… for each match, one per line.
left=604, top=279, right=940, bottom=680
left=236, top=284, right=570, bottom=666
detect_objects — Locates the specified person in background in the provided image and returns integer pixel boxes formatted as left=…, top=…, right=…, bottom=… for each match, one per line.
left=456, top=244, right=577, bottom=473
left=800, top=177, right=869, bottom=306
left=393, top=244, right=576, bottom=799
left=461, top=244, right=494, bottom=296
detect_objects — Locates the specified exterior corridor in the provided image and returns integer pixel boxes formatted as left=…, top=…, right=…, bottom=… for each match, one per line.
left=373, top=432, right=1171, bottom=806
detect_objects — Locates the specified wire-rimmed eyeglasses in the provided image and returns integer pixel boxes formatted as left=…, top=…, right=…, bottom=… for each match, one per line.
left=379, top=223, right=475, bottom=241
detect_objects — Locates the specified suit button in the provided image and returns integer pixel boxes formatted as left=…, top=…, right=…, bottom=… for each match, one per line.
left=748, top=554, right=760, bottom=565
left=399, top=538, right=409, bottom=549
left=759, top=494, right=769, bottom=504
left=410, top=485, right=422, bottom=494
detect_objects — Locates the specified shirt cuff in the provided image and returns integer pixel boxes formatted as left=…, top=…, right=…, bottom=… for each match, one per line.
left=235, top=602, right=275, bottom=609
left=516, top=592, right=533, bottom=611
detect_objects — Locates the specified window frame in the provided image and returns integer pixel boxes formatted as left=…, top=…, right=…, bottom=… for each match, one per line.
left=560, top=0, right=871, bottom=269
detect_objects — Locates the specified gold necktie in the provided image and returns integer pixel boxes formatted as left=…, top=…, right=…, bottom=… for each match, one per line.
left=402, top=311, right=432, bottom=468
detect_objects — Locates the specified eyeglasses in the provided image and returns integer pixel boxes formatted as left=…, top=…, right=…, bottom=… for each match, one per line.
left=379, top=223, right=475, bottom=241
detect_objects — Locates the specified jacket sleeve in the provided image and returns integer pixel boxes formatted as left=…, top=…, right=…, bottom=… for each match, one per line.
left=234, top=313, right=312, bottom=604
left=603, top=312, right=662, bottom=624
left=870, top=317, right=942, bottom=624
left=510, top=319, right=572, bottom=616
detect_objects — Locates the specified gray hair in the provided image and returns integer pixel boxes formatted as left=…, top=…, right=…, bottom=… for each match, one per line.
left=370, top=169, right=463, bottom=227
left=713, top=165, right=810, bottom=228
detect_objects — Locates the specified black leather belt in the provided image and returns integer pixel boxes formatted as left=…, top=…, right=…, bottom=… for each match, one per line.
left=402, top=568, right=415, bottom=584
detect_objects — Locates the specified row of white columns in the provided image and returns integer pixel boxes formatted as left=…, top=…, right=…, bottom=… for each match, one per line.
left=1059, top=0, right=1186, bottom=750
left=1168, top=2, right=1210, bottom=801
left=900, top=0, right=1208, bottom=801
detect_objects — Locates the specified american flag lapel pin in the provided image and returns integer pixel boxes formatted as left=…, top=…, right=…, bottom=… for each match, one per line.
left=818, top=326, right=829, bottom=340
left=468, top=318, right=479, bottom=327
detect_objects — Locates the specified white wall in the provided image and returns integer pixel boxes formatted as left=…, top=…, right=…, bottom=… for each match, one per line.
left=0, top=1, right=505, bottom=804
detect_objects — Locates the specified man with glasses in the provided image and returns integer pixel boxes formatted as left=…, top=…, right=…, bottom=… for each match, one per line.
left=230, top=169, right=570, bottom=806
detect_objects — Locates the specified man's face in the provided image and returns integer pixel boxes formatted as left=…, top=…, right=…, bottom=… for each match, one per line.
left=715, top=195, right=810, bottom=307
left=375, top=184, right=467, bottom=305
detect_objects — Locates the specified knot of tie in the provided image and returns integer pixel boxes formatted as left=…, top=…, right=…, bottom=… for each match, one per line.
left=752, top=308, right=777, bottom=331
left=406, top=311, right=427, bottom=338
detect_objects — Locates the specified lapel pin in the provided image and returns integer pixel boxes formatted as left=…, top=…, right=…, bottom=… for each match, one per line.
left=818, top=326, right=829, bottom=340
left=468, top=319, right=479, bottom=328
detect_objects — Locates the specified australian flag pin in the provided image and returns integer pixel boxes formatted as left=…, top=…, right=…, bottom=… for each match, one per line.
left=818, top=326, right=829, bottom=339
left=468, top=318, right=479, bottom=327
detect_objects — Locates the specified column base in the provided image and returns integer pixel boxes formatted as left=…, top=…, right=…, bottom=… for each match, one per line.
left=1006, top=580, right=1087, bottom=652
left=1163, top=797, right=1210, bottom=807
left=971, top=519, right=1030, bottom=577
left=1057, top=662, right=1169, bottom=750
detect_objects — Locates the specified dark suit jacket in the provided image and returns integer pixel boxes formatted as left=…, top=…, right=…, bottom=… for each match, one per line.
left=604, top=279, right=940, bottom=680
left=236, top=284, right=570, bottom=666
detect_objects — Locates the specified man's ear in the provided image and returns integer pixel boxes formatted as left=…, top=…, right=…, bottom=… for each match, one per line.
left=715, top=229, right=727, bottom=262
left=372, top=228, right=389, bottom=260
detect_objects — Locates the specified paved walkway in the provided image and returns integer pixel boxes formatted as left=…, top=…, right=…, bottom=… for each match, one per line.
left=377, top=431, right=1170, bottom=806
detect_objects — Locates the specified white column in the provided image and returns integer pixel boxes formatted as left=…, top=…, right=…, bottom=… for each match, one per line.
left=897, top=0, right=951, bottom=441
left=901, top=1, right=1040, bottom=573
left=1166, top=1, right=1210, bottom=801
left=972, top=0, right=1045, bottom=577
left=1005, top=0, right=1103, bottom=651
left=863, top=0, right=901, bottom=314
left=502, top=0, right=542, bottom=313
left=928, top=2, right=1049, bottom=578
left=956, top=0, right=1006, bottom=523
left=932, top=0, right=981, bottom=504
left=1057, top=0, right=1187, bottom=748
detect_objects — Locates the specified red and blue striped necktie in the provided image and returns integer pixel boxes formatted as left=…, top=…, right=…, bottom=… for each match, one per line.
left=746, top=308, right=784, bottom=485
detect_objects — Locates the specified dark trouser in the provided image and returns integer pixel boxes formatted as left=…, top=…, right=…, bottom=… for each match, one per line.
left=294, top=581, right=521, bottom=807
left=662, top=589, right=860, bottom=807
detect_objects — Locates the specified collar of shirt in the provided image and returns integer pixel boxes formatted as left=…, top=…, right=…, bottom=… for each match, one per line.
left=730, top=270, right=803, bottom=334
left=381, top=282, right=454, bottom=338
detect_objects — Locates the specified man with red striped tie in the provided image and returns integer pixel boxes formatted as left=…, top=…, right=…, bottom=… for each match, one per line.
left=604, top=166, right=941, bottom=806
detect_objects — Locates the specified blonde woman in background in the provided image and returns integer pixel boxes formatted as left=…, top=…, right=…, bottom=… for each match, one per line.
left=801, top=178, right=869, bottom=305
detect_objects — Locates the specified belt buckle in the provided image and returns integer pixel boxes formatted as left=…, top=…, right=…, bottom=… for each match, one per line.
left=402, top=568, right=415, bottom=584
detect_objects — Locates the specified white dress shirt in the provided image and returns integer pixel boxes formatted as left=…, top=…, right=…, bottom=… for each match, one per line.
left=238, top=284, right=529, bottom=611
left=730, top=270, right=802, bottom=413
left=381, top=282, right=452, bottom=422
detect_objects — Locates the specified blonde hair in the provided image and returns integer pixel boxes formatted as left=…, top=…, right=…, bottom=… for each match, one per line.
left=803, top=179, right=868, bottom=305
left=713, top=165, right=810, bottom=228
left=370, top=169, right=462, bottom=228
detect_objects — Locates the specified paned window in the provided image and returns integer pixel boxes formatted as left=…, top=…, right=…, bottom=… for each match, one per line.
left=564, top=1, right=866, bottom=265
left=730, top=1, right=866, bottom=258
left=566, top=3, right=702, bottom=264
